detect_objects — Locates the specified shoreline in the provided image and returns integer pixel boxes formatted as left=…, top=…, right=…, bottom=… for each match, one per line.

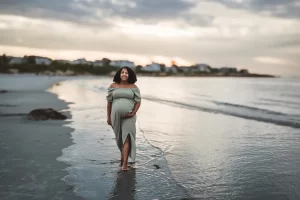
left=1, top=72, right=277, bottom=78
left=0, top=75, right=82, bottom=199
left=136, top=73, right=277, bottom=78
left=1, top=75, right=191, bottom=199
left=49, top=77, right=191, bottom=199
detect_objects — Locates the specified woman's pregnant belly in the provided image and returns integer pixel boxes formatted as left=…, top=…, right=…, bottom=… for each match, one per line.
left=112, top=99, right=134, bottom=116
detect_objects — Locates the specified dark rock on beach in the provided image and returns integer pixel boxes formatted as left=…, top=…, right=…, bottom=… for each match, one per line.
left=0, top=90, right=8, bottom=93
left=27, top=108, right=67, bottom=120
left=153, top=164, right=160, bottom=169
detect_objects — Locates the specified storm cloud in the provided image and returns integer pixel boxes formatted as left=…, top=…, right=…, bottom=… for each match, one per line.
left=0, top=0, right=299, bottom=75
left=0, top=0, right=213, bottom=26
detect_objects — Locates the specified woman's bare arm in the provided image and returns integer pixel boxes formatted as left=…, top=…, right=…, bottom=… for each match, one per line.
left=132, top=102, right=141, bottom=115
left=107, top=83, right=115, bottom=124
left=107, top=102, right=112, bottom=118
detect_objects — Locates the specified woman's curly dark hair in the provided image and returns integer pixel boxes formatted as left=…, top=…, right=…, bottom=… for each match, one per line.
left=113, top=67, right=137, bottom=84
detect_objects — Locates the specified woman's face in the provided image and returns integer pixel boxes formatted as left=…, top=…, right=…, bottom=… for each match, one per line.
left=120, top=68, right=129, bottom=82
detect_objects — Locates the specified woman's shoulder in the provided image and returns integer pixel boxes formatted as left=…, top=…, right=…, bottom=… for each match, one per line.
left=109, top=83, right=138, bottom=89
left=130, top=84, right=138, bottom=89
left=129, top=84, right=139, bottom=91
left=109, top=83, right=117, bottom=88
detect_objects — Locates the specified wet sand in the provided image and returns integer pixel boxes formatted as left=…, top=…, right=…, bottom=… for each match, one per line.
left=50, top=79, right=190, bottom=200
left=0, top=77, right=83, bottom=200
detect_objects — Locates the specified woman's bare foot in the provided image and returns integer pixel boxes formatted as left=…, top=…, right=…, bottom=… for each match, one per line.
left=121, top=166, right=129, bottom=171
left=121, top=135, right=130, bottom=171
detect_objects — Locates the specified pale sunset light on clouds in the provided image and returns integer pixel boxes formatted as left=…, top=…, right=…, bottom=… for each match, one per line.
left=0, top=0, right=300, bottom=75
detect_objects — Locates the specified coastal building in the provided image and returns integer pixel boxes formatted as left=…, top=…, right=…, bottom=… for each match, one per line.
left=169, top=66, right=178, bottom=73
left=9, top=57, right=25, bottom=64
left=110, top=60, right=135, bottom=68
left=34, top=57, right=52, bottom=65
left=71, top=58, right=92, bottom=65
left=178, top=66, right=190, bottom=73
left=193, top=64, right=211, bottom=73
left=141, top=62, right=161, bottom=72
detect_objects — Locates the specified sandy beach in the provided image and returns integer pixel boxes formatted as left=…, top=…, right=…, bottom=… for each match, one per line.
left=0, top=75, right=83, bottom=200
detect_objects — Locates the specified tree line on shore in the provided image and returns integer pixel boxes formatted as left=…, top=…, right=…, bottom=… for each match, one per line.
left=0, top=54, right=118, bottom=75
left=0, top=54, right=275, bottom=77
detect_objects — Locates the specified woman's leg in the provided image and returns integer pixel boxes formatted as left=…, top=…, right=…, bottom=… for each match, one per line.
left=120, top=150, right=123, bottom=165
left=121, top=135, right=131, bottom=170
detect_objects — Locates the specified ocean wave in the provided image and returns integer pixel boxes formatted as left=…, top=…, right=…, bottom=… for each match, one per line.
left=210, top=100, right=288, bottom=116
left=88, top=80, right=300, bottom=128
left=142, top=96, right=300, bottom=128
left=260, top=98, right=300, bottom=106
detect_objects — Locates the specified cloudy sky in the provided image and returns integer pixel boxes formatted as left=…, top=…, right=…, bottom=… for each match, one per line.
left=0, top=0, right=299, bottom=75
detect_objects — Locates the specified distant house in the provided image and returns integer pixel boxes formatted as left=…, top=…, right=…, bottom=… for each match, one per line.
left=191, top=64, right=211, bottom=73
left=141, top=62, right=161, bottom=72
left=9, top=57, right=25, bottom=64
left=71, top=58, right=92, bottom=65
left=34, top=57, right=52, bottom=65
left=167, top=66, right=178, bottom=73
left=220, top=67, right=238, bottom=73
left=178, top=66, right=190, bottom=73
left=110, top=60, right=135, bottom=68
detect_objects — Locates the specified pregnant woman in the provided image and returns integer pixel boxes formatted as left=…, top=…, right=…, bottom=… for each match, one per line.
left=106, top=67, right=141, bottom=171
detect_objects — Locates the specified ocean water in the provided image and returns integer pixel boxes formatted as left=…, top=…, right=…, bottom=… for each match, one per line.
left=3, top=75, right=299, bottom=199
left=50, top=76, right=300, bottom=200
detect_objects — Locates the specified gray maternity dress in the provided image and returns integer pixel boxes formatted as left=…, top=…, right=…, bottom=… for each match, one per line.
left=106, top=87, right=141, bottom=162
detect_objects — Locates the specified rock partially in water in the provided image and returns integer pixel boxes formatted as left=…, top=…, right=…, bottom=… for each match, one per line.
left=28, top=108, right=67, bottom=120
left=0, top=90, right=8, bottom=93
left=153, top=164, right=160, bottom=169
